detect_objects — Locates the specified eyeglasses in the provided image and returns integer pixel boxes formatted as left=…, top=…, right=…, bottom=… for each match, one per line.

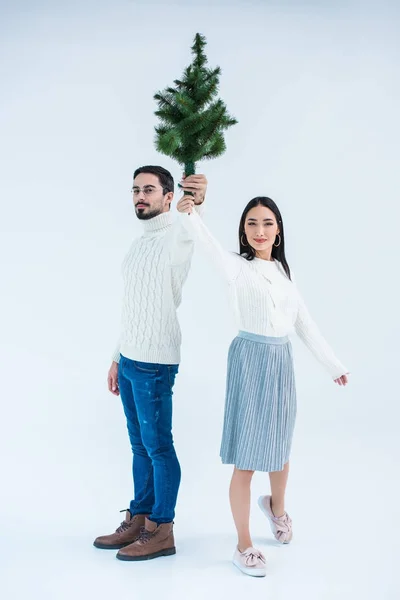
left=131, top=185, right=169, bottom=196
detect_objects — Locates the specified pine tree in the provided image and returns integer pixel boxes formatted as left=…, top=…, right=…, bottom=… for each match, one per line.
left=154, top=33, right=237, bottom=178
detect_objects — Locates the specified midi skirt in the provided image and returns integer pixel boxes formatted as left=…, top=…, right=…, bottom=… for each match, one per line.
left=220, top=330, right=297, bottom=472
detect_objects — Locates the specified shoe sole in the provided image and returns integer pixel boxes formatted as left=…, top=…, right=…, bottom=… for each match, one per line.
left=257, top=496, right=292, bottom=545
left=116, top=547, right=176, bottom=561
left=93, top=541, right=133, bottom=550
left=232, top=560, right=266, bottom=578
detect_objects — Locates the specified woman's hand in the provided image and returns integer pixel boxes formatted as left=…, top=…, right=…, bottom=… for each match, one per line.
left=177, top=195, right=195, bottom=214
left=334, top=374, right=349, bottom=386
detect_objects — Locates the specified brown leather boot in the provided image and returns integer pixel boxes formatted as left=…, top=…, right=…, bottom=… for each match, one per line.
left=116, top=517, right=176, bottom=561
left=93, top=511, right=146, bottom=549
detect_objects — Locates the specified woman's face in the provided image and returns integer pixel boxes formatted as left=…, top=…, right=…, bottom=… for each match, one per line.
left=243, top=205, right=280, bottom=257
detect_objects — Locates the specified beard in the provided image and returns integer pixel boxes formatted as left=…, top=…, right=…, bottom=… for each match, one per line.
left=135, top=205, right=164, bottom=220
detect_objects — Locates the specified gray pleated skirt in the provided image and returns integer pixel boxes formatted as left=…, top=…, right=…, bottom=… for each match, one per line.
left=220, top=330, right=297, bottom=472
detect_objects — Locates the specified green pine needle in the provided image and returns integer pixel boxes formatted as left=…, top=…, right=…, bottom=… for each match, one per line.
left=154, top=33, right=237, bottom=176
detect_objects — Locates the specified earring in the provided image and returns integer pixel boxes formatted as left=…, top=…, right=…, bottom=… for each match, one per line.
left=274, top=234, right=281, bottom=247
left=241, top=234, right=248, bottom=246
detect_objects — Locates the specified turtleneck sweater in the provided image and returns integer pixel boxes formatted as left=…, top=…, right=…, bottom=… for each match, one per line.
left=178, top=210, right=348, bottom=380
left=112, top=205, right=203, bottom=365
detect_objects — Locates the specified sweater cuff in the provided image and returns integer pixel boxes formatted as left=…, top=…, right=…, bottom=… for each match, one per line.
left=194, top=202, right=205, bottom=217
left=112, top=347, right=121, bottom=364
left=329, top=365, right=349, bottom=380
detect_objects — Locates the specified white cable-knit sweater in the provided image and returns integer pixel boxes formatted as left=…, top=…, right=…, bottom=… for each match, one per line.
left=112, top=205, right=203, bottom=365
left=179, top=210, right=348, bottom=379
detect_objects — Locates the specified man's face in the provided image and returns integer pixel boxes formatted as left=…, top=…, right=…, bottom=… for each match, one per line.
left=132, top=173, right=173, bottom=220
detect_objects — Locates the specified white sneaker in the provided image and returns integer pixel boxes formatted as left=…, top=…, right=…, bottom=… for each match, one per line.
left=258, top=495, right=293, bottom=544
left=232, top=546, right=267, bottom=577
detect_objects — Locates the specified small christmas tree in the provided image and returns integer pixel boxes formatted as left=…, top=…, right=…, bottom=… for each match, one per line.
left=154, top=33, right=237, bottom=178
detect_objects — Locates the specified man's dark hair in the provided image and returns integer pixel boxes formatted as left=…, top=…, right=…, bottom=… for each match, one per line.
left=133, top=165, right=174, bottom=194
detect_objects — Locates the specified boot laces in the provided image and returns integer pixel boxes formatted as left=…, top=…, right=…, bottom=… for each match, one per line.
left=137, top=526, right=152, bottom=544
left=115, top=510, right=136, bottom=534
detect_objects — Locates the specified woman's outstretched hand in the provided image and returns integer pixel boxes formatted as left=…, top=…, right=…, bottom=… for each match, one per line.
left=334, top=374, right=349, bottom=386
left=177, top=196, right=195, bottom=214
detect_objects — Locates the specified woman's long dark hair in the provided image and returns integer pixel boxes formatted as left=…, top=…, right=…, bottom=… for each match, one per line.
left=238, top=196, right=291, bottom=280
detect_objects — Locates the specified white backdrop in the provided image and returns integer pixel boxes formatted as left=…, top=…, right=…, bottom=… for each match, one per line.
left=1, top=1, right=399, bottom=598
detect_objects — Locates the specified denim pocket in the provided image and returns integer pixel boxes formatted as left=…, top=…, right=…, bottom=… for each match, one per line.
left=134, top=361, right=159, bottom=374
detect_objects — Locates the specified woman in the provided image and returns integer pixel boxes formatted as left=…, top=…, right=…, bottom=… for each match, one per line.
left=177, top=191, right=349, bottom=578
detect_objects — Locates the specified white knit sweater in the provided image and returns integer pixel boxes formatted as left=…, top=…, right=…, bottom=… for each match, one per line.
left=112, top=205, right=204, bottom=365
left=179, top=210, right=348, bottom=379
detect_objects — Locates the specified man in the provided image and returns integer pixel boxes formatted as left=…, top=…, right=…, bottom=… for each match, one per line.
left=93, top=166, right=207, bottom=561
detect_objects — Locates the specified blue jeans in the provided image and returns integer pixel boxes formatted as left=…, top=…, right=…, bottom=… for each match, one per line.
left=118, top=356, right=180, bottom=524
